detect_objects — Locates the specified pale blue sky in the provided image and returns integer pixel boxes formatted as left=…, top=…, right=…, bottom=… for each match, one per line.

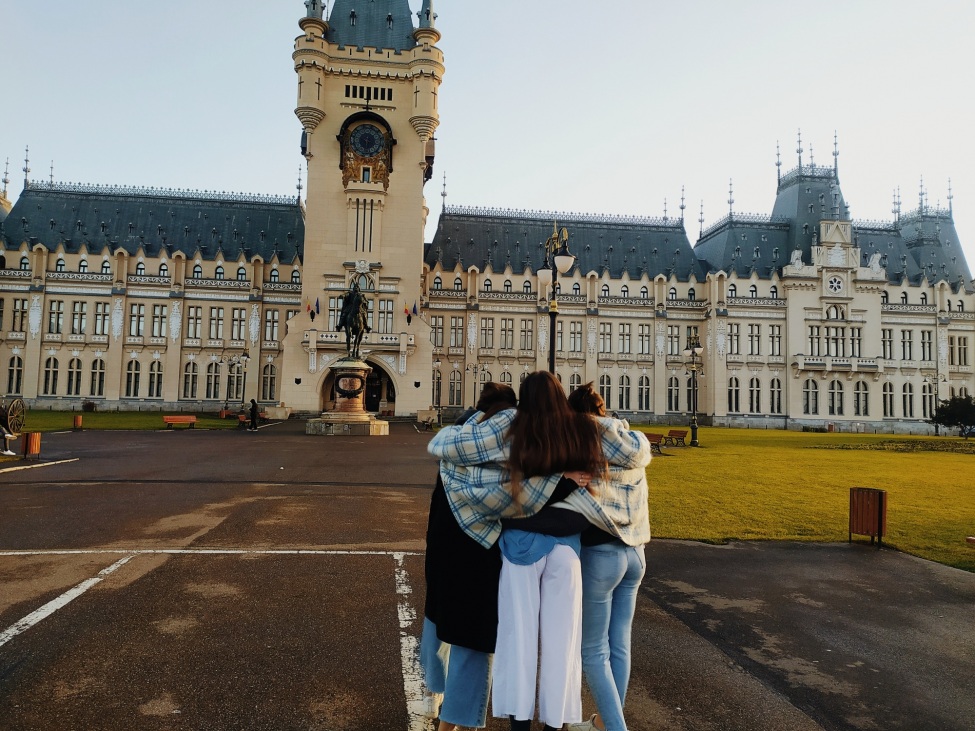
left=3, top=1, right=973, bottom=270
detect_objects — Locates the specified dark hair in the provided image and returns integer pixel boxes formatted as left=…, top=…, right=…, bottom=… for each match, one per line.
left=568, top=382, right=605, bottom=416
left=508, top=372, right=605, bottom=489
left=476, top=382, right=517, bottom=419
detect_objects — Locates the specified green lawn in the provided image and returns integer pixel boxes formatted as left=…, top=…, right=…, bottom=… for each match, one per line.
left=643, top=426, right=975, bottom=573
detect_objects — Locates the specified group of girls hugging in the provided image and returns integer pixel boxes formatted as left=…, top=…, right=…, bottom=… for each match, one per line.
left=422, top=371, right=653, bottom=731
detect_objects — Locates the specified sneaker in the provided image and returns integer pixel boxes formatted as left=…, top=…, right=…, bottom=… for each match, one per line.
left=1, top=450, right=15, bottom=457
left=418, top=692, right=443, bottom=719
left=565, top=715, right=599, bottom=731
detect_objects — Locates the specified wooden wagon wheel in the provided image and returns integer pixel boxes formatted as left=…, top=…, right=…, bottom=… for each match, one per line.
left=3, top=398, right=26, bottom=435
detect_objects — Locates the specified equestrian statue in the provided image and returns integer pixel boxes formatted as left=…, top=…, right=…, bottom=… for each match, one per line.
left=336, top=280, right=371, bottom=360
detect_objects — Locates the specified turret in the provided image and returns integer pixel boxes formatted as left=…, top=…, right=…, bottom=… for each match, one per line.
left=294, top=2, right=329, bottom=142
left=409, top=0, right=443, bottom=142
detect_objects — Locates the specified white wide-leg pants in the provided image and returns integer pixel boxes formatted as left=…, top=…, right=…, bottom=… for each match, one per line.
left=492, top=543, right=583, bottom=727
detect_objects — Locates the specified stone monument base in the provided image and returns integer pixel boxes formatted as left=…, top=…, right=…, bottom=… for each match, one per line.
left=305, top=355, right=388, bottom=436
left=305, top=413, right=389, bottom=437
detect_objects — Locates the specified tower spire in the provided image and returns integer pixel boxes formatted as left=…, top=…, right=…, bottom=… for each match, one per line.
left=441, top=171, right=448, bottom=214
left=2, top=158, right=9, bottom=197
left=727, top=179, right=735, bottom=218
left=419, top=0, right=437, bottom=29
left=832, top=130, right=839, bottom=180
left=947, top=178, right=953, bottom=216
left=304, top=0, right=324, bottom=20
left=662, top=197, right=668, bottom=223
left=679, top=185, right=686, bottom=224
left=776, top=141, right=781, bottom=184
left=698, top=200, right=705, bottom=238
left=796, top=129, right=803, bottom=171
left=49, top=161, right=54, bottom=186
left=22, top=145, right=30, bottom=188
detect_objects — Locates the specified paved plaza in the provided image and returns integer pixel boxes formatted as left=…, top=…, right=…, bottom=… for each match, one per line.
left=0, top=422, right=973, bottom=730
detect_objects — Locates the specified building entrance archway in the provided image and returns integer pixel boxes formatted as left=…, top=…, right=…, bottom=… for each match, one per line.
left=320, top=360, right=397, bottom=414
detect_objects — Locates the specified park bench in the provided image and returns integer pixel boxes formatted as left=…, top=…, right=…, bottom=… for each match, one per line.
left=646, top=433, right=664, bottom=454
left=663, top=429, right=688, bottom=446
left=237, top=412, right=268, bottom=428
left=162, top=415, right=197, bottom=429
left=967, top=536, right=975, bottom=546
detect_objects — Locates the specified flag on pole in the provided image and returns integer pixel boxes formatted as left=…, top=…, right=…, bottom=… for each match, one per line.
left=412, top=301, right=418, bottom=316
left=404, top=304, right=410, bottom=315
left=315, top=297, right=320, bottom=314
left=305, top=296, right=311, bottom=313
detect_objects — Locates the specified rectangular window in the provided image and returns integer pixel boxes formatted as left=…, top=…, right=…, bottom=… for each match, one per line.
left=667, top=326, right=680, bottom=356
left=480, top=317, right=494, bottom=349
left=921, top=330, right=933, bottom=362
left=825, top=326, right=845, bottom=357
left=638, top=324, right=651, bottom=355
left=882, top=329, right=893, bottom=360
left=450, top=317, right=465, bottom=348
left=71, top=301, right=87, bottom=335
left=728, top=323, right=741, bottom=356
left=849, top=327, right=862, bottom=358
left=47, top=300, right=65, bottom=334
left=769, top=324, right=782, bottom=357
left=430, top=316, right=444, bottom=348
left=519, top=319, right=534, bottom=351
left=556, top=320, right=563, bottom=352
left=599, top=323, right=612, bottom=354
left=618, top=323, right=631, bottom=354
left=12, top=298, right=28, bottom=332
left=231, top=308, right=246, bottom=341
left=328, top=297, right=343, bottom=330
left=570, top=321, right=583, bottom=353
left=0, top=298, right=3, bottom=331
left=151, top=305, right=168, bottom=338
left=128, top=303, right=145, bottom=337
left=263, top=310, right=280, bottom=341
left=500, top=318, right=514, bottom=350
left=93, top=302, right=110, bottom=336
left=948, top=335, right=957, bottom=366
left=748, top=324, right=761, bottom=356
left=900, top=329, right=913, bottom=361
left=186, top=307, right=203, bottom=339
left=959, top=337, right=970, bottom=367
left=209, top=307, right=225, bottom=340
left=807, top=325, right=820, bottom=357
left=378, top=299, right=394, bottom=334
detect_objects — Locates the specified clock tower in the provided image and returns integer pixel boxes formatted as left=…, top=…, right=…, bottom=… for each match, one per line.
left=281, top=0, right=442, bottom=417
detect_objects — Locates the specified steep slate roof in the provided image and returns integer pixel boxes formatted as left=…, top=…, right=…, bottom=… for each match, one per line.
left=427, top=206, right=706, bottom=282
left=327, top=0, right=417, bottom=52
left=0, top=182, right=304, bottom=263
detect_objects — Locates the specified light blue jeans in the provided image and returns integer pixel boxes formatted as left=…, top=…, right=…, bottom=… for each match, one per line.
left=580, top=543, right=646, bottom=731
left=420, top=617, right=493, bottom=727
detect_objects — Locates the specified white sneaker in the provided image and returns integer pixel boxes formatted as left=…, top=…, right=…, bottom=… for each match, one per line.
left=1, top=450, right=15, bottom=457
left=565, top=715, right=599, bottom=731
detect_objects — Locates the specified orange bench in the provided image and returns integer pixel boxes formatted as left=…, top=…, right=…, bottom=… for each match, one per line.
left=646, top=433, right=664, bottom=454
left=237, top=412, right=267, bottom=427
left=967, top=536, right=975, bottom=546
left=163, top=415, right=197, bottom=429
left=663, top=429, right=688, bottom=446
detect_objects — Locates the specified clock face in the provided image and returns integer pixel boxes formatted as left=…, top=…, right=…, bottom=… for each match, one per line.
left=350, top=124, right=384, bottom=157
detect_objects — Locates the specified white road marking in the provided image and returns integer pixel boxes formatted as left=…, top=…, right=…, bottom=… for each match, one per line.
left=0, top=549, right=422, bottom=557
left=394, top=552, right=434, bottom=731
left=0, top=458, right=80, bottom=474
left=0, top=555, right=134, bottom=649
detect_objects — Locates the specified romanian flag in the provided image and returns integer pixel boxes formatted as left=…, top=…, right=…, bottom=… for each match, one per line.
left=404, top=304, right=410, bottom=315
left=304, top=296, right=311, bottom=313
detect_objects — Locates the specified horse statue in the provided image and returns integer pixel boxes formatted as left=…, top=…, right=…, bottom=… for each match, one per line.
left=336, top=281, right=371, bottom=359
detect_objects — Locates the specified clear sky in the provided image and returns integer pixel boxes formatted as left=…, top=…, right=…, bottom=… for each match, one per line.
left=3, top=1, right=973, bottom=273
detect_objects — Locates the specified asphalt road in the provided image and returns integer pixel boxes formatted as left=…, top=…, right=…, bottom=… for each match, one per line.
left=0, top=422, right=972, bottom=731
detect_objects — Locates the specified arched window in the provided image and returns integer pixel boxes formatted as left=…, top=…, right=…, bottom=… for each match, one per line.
left=499, top=371, right=513, bottom=386
left=618, top=374, right=631, bottom=410
left=448, top=370, right=463, bottom=407
left=828, top=380, right=844, bottom=416
left=227, top=363, right=243, bottom=402
left=826, top=305, right=842, bottom=320
left=135, top=262, right=146, bottom=275
left=947, top=300, right=953, bottom=312
left=270, top=268, right=280, bottom=283
left=20, top=256, right=30, bottom=271
left=160, top=262, right=169, bottom=277
left=215, top=265, right=224, bottom=280
left=959, top=300, right=965, bottom=312
left=569, top=373, right=582, bottom=392
left=43, top=357, right=59, bottom=396
left=67, top=358, right=83, bottom=396
left=79, top=259, right=88, bottom=273
left=882, top=382, right=894, bottom=417
left=667, top=376, right=680, bottom=412
left=193, top=264, right=203, bottom=279
left=749, top=377, right=761, bottom=413
left=90, top=359, right=105, bottom=397
left=854, top=381, right=869, bottom=417
left=770, top=286, right=778, bottom=299
left=101, top=260, right=111, bottom=274
left=432, top=368, right=442, bottom=407
left=598, top=375, right=612, bottom=410
left=504, top=280, right=512, bottom=293
left=601, top=284, right=610, bottom=297
left=640, top=286, right=649, bottom=299
left=728, top=284, right=737, bottom=298
left=483, top=279, right=492, bottom=292
left=523, top=280, right=532, bottom=294
left=902, top=382, right=914, bottom=418
left=55, top=258, right=66, bottom=272
left=291, top=269, right=301, bottom=283
left=802, top=379, right=818, bottom=415
left=620, top=285, right=629, bottom=298
left=237, top=266, right=248, bottom=281
left=900, top=292, right=908, bottom=304
left=728, top=376, right=741, bottom=413
left=749, top=284, right=758, bottom=298
left=688, top=287, right=696, bottom=301
left=149, top=362, right=164, bottom=398
left=7, top=356, right=23, bottom=395
left=262, top=364, right=277, bottom=401
left=182, top=362, right=199, bottom=399
left=769, top=377, right=782, bottom=414
left=205, top=362, right=221, bottom=399
left=125, top=360, right=141, bottom=398
left=920, top=292, right=928, bottom=305
left=573, top=283, right=581, bottom=295
left=881, top=291, right=889, bottom=304
left=921, top=381, right=935, bottom=419
left=638, top=376, right=651, bottom=411
left=454, top=276, right=463, bottom=291
left=433, top=276, right=442, bottom=290
left=668, top=287, right=677, bottom=300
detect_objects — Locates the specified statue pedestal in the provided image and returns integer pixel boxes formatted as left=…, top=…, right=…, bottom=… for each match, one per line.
left=305, top=357, right=389, bottom=437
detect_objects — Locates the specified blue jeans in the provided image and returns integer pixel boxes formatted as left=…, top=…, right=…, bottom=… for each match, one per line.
left=580, top=544, right=646, bottom=731
left=420, top=618, right=493, bottom=727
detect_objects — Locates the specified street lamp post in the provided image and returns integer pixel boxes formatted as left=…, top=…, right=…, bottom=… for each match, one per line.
left=221, top=351, right=251, bottom=410
left=682, top=335, right=704, bottom=447
left=466, top=362, right=484, bottom=408
left=536, top=222, right=575, bottom=375
left=433, top=358, right=442, bottom=423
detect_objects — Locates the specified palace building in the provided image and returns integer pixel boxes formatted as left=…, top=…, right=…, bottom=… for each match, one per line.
left=1, top=0, right=973, bottom=432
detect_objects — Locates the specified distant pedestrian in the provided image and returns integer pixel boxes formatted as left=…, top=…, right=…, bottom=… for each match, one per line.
left=249, top=399, right=259, bottom=431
